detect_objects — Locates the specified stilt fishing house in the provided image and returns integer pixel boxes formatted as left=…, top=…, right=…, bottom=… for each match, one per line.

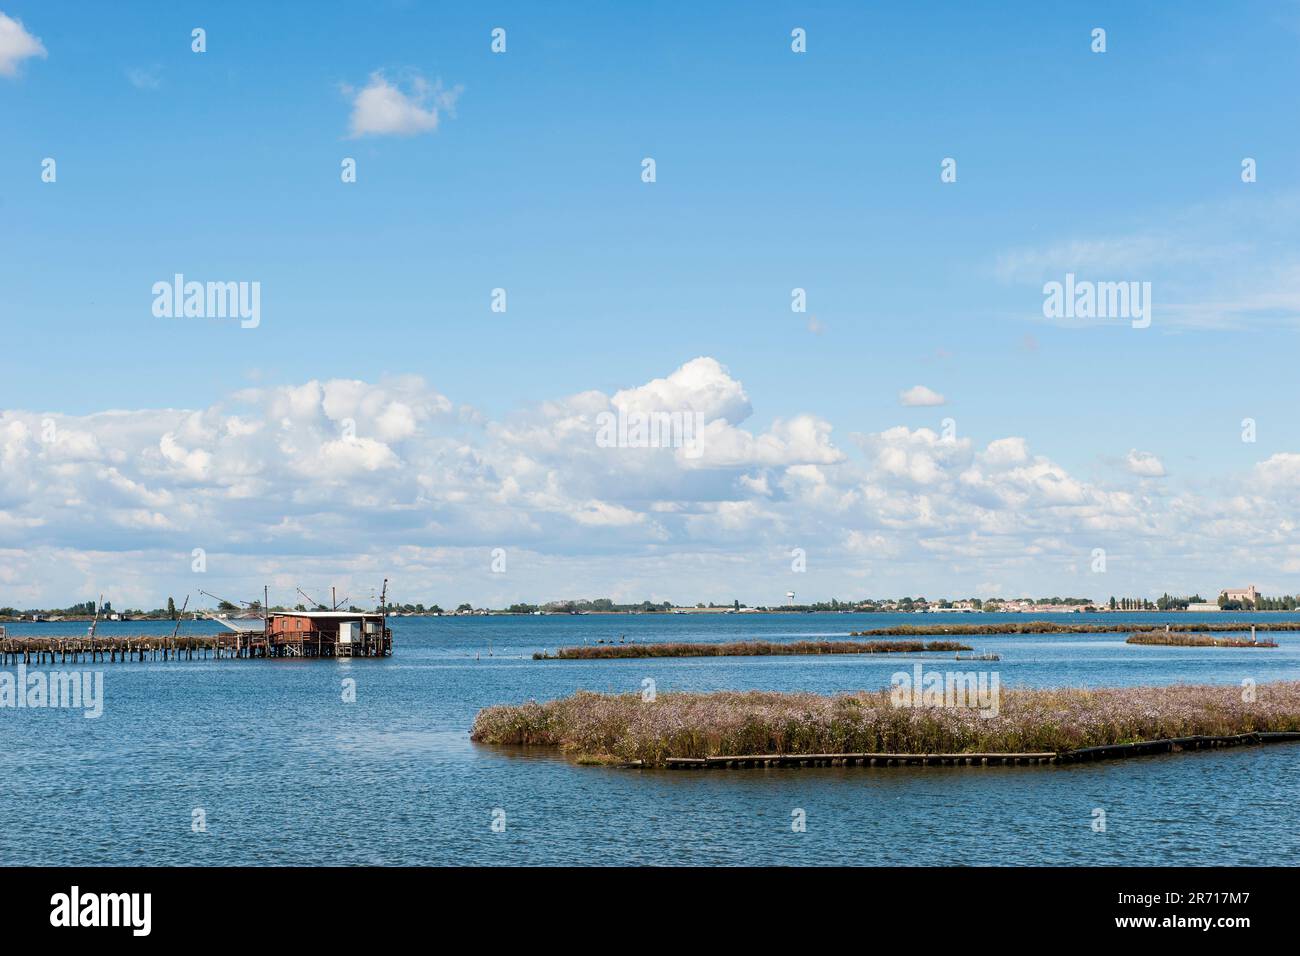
left=264, top=610, right=391, bottom=657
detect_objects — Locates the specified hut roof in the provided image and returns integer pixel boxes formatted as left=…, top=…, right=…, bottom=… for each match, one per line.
left=272, top=610, right=384, bottom=619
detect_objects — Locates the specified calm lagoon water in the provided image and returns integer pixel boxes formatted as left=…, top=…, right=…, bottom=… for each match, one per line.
left=1, top=612, right=1297, bottom=866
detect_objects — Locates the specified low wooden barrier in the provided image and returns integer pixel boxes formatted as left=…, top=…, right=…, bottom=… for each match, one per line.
left=651, top=731, right=1300, bottom=769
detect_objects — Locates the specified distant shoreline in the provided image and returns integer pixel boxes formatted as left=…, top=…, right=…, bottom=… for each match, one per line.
left=7, top=607, right=1300, bottom=624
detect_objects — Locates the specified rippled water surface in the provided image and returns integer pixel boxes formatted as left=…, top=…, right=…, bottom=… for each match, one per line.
left=1, top=612, right=1297, bottom=865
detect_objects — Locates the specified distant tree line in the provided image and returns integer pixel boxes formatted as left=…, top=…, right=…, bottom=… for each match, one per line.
left=11, top=590, right=1300, bottom=621
left=1250, top=594, right=1300, bottom=610
left=1109, top=597, right=1157, bottom=610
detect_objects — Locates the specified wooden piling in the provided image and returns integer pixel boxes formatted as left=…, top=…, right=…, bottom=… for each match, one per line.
left=0, top=630, right=393, bottom=662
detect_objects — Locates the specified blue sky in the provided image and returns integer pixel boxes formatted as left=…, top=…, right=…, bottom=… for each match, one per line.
left=3, top=2, right=1300, bottom=608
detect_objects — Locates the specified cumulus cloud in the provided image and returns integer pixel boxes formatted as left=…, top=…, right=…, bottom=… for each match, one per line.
left=2, top=356, right=1296, bottom=606
left=1251, top=454, right=1300, bottom=504
left=0, top=12, right=45, bottom=77
left=983, top=437, right=1028, bottom=467
left=1126, top=449, right=1166, bottom=477
left=612, top=357, right=752, bottom=425
left=899, top=385, right=946, bottom=407
left=346, top=71, right=460, bottom=138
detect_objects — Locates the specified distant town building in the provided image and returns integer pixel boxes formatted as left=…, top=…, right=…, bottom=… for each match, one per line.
left=1187, top=602, right=1220, bottom=612
left=1219, top=586, right=1259, bottom=606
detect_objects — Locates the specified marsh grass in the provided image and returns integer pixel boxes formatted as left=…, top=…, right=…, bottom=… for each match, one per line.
left=470, top=682, right=1300, bottom=765
left=1126, top=633, right=1279, bottom=648
left=534, top=639, right=970, bottom=660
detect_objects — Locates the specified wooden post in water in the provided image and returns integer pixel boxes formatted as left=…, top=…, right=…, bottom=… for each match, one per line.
left=170, top=595, right=189, bottom=659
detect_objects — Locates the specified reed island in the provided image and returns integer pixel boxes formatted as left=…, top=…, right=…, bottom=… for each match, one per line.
left=534, top=639, right=970, bottom=660
left=471, top=682, right=1300, bottom=767
left=1126, top=633, right=1279, bottom=648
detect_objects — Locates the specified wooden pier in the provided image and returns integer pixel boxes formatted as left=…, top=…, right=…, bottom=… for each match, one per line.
left=655, top=731, right=1300, bottom=769
left=0, top=630, right=391, bottom=665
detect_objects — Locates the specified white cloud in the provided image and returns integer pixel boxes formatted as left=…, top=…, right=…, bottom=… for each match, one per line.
left=612, top=357, right=751, bottom=424
left=697, top=414, right=842, bottom=468
left=995, top=236, right=1203, bottom=284
left=899, top=384, right=946, bottom=407
left=1126, top=449, right=1166, bottom=477
left=569, top=499, right=647, bottom=528
left=995, top=192, right=1300, bottom=331
left=0, top=12, right=45, bottom=77
left=5, top=357, right=1300, bottom=606
left=346, top=71, right=460, bottom=138
left=983, top=437, right=1028, bottom=467
left=1253, top=454, right=1300, bottom=498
